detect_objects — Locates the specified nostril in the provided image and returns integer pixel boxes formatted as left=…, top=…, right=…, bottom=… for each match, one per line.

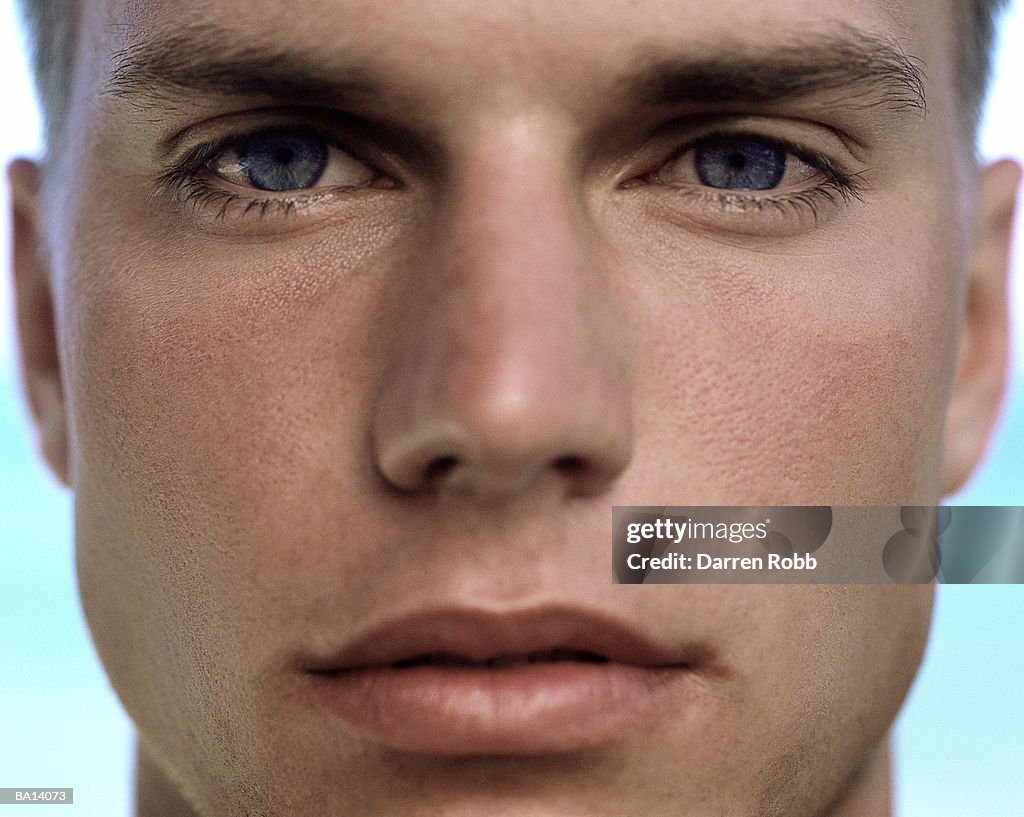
left=424, top=455, right=459, bottom=484
left=553, top=455, right=587, bottom=475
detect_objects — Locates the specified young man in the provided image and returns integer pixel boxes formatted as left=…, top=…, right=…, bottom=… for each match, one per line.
left=8, top=0, right=1019, bottom=815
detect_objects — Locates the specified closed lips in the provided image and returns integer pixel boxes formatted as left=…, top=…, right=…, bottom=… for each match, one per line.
left=386, top=648, right=611, bottom=668
left=294, top=606, right=711, bottom=755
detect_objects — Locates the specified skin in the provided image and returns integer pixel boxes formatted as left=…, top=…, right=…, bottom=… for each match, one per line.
left=8, top=0, right=1020, bottom=814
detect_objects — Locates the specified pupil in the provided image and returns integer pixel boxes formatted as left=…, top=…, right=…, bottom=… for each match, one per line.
left=727, top=152, right=747, bottom=170
left=275, top=147, right=295, bottom=165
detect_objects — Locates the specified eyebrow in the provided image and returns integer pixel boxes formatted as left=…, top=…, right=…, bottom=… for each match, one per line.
left=105, top=35, right=376, bottom=105
left=631, top=31, right=927, bottom=114
left=105, top=26, right=926, bottom=117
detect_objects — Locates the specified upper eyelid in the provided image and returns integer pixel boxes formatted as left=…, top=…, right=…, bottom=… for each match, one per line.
left=625, top=111, right=866, bottom=174
left=156, top=103, right=447, bottom=185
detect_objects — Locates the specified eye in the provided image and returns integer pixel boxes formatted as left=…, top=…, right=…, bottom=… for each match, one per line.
left=208, top=127, right=377, bottom=192
left=657, top=134, right=820, bottom=192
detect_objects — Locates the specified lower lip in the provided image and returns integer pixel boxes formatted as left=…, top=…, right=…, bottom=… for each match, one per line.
left=302, top=662, right=692, bottom=754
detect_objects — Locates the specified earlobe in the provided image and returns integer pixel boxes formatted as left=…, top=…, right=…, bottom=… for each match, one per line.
left=942, top=159, right=1022, bottom=497
left=9, top=158, right=71, bottom=486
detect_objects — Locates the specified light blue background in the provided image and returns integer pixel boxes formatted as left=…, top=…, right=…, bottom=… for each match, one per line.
left=1, top=2, right=1021, bottom=815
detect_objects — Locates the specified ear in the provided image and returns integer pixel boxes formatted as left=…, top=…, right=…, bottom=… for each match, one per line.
left=942, top=159, right=1022, bottom=496
left=9, top=158, right=71, bottom=486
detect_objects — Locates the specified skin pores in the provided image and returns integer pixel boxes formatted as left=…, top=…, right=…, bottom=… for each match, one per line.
left=13, top=0, right=1016, bottom=814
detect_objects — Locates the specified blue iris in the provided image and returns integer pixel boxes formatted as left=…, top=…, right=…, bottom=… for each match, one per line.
left=695, top=137, right=786, bottom=191
left=236, top=130, right=328, bottom=192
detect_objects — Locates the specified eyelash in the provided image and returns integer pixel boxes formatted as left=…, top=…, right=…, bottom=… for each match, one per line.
left=640, top=132, right=866, bottom=223
left=158, top=127, right=864, bottom=224
left=157, top=127, right=375, bottom=221
left=168, top=183, right=304, bottom=220
left=667, top=174, right=864, bottom=226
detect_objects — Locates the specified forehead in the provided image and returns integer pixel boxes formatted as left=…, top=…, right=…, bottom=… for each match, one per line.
left=115, top=0, right=912, bottom=41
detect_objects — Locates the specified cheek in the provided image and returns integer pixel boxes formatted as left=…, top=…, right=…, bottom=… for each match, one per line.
left=620, top=218, right=960, bottom=504
left=65, top=212, right=400, bottom=533
left=64, top=217, right=403, bottom=750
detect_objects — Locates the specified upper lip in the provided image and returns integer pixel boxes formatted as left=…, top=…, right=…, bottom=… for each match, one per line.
left=298, top=605, right=700, bottom=671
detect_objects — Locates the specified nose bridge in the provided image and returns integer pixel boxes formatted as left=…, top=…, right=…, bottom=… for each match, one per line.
left=440, top=134, right=592, bottom=386
left=372, top=126, right=633, bottom=498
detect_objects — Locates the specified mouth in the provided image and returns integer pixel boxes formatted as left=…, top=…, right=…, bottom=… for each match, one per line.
left=389, top=647, right=611, bottom=668
left=296, top=606, right=707, bottom=755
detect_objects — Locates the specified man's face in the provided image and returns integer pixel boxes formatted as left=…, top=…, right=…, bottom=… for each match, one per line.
left=13, top=0, right=1017, bottom=814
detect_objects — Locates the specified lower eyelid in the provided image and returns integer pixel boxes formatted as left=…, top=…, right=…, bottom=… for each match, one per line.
left=626, top=177, right=863, bottom=238
left=164, top=174, right=400, bottom=235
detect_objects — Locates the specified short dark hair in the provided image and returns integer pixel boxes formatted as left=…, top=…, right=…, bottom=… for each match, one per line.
left=958, top=0, right=1012, bottom=133
left=16, top=0, right=1012, bottom=158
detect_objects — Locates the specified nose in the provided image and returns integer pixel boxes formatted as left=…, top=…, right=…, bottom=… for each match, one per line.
left=372, top=141, right=633, bottom=500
